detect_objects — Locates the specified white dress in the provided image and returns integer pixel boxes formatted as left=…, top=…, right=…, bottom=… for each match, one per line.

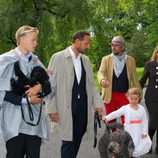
left=105, top=104, right=152, bottom=157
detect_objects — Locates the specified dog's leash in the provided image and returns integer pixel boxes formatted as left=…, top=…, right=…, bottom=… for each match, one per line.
left=21, top=95, right=42, bottom=126
left=93, top=111, right=102, bottom=148
left=94, top=112, right=113, bottom=148
left=102, top=119, right=112, bottom=133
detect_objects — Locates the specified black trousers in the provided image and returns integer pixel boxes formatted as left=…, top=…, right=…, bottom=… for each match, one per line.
left=149, top=128, right=158, bottom=144
left=6, top=133, right=42, bottom=158
left=61, top=116, right=87, bottom=158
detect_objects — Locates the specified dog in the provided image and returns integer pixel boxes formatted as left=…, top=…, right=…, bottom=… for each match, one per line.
left=10, top=61, right=52, bottom=126
left=10, top=61, right=51, bottom=97
left=98, top=122, right=135, bottom=158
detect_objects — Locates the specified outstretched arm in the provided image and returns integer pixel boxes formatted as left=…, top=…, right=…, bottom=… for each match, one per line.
left=140, top=62, right=150, bottom=88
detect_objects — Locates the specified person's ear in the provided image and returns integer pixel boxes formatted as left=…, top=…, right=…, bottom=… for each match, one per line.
left=76, top=39, right=81, bottom=44
left=19, top=36, right=26, bottom=45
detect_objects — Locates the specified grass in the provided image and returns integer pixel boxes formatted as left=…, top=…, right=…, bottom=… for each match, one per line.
left=136, top=67, right=144, bottom=80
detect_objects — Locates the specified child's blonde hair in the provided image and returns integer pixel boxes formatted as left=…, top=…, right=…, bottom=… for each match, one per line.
left=15, top=25, right=39, bottom=46
left=127, top=87, right=142, bottom=99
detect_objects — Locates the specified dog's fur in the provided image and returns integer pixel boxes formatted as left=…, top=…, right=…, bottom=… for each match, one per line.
left=11, top=61, right=51, bottom=97
left=98, top=122, right=135, bottom=158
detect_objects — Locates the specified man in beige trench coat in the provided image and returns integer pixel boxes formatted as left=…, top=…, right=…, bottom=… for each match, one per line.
left=46, top=30, right=103, bottom=158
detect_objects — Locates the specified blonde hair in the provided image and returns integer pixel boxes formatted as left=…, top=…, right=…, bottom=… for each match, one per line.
left=127, top=87, right=141, bottom=99
left=151, top=45, right=158, bottom=61
left=15, top=25, right=39, bottom=45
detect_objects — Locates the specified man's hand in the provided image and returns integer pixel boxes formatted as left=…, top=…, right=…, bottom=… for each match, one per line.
left=49, top=113, right=58, bottom=122
left=102, top=116, right=107, bottom=122
left=100, top=79, right=109, bottom=88
left=29, top=95, right=42, bottom=104
left=26, top=84, right=42, bottom=97
left=94, top=107, right=103, bottom=116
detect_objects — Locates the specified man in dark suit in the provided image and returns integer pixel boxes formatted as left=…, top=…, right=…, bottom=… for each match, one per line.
left=46, top=30, right=103, bottom=158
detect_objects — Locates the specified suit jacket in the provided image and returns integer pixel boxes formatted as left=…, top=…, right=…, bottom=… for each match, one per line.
left=98, top=54, right=141, bottom=104
left=46, top=48, right=103, bottom=141
left=140, top=60, right=158, bottom=101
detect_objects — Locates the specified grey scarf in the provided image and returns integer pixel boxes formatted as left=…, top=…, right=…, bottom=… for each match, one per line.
left=111, top=52, right=127, bottom=77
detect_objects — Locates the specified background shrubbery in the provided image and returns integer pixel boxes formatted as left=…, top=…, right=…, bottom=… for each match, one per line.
left=0, top=0, right=158, bottom=69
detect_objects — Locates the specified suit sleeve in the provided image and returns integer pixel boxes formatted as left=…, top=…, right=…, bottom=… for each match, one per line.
left=4, top=91, right=22, bottom=105
left=139, top=62, right=150, bottom=88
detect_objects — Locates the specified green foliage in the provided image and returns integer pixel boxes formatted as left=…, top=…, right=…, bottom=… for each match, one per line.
left=0, top=0, right=92, bottom=66
left=93, top=71, right=102, bottom=92
left=126, top=32, right=147, bottom=67
left=136, top=67, right=144, bottom=80
left=0, top=0, right=158, bottom=68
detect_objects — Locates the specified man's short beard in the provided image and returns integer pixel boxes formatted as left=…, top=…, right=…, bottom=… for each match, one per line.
left=77, top=48, right=87, bottom=54
left=113, top=52, right=119, bottom=55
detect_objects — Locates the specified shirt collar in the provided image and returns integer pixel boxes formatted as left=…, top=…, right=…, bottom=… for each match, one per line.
left=15, top=47, right=33, bottom=62
left=69, top=46, right=82, bottom=60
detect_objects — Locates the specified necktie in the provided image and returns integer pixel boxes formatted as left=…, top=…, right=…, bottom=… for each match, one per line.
left=28, top=55, right=32, bottom=62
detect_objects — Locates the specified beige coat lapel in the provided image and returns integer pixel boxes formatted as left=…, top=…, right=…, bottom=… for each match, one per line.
left=81, top=55, right=91, bottom=87
left=81, top=55, right=88, bottom=74
left=64, top=49, right=74, bottom=93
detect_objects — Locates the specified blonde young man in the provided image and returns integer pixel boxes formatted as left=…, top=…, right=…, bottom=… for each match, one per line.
left=0, top=26, right=51, bottom=158
left=46, top=30, right=103, bottom=158
left=98, top=36, right=141, bottom=125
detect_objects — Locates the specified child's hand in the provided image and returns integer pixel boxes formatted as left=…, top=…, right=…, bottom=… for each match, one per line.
left=102, top=116, right=107, bottom=122
left=142, top=134, right=147, bottom=139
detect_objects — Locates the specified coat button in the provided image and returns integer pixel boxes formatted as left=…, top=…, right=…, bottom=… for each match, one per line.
left=156, top=67, right=158, bottom=69
left=155, top=85, right=158, bottom=88
left=156, top=72, right=158, bottom=75
left=156, top=79, right=158, bottom=82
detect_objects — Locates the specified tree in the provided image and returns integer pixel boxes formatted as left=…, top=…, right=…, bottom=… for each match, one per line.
left=0, top=0, right=92, bottom=65
left=127, top=31, right=147, bottom=67
left=0, top=0, right=158, bottom=68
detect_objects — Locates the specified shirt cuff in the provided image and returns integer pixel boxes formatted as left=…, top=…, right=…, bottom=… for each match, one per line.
left=22, top=97, right=30, bottom=105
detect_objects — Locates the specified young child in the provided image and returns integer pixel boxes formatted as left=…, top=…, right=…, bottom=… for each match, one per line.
left=102, top=87, right=152, bottom=158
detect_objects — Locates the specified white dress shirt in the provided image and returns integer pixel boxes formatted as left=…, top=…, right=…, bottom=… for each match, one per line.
left=69, top=47, right=82, bottom=84
left=15, top=47, right=32, bottom=63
